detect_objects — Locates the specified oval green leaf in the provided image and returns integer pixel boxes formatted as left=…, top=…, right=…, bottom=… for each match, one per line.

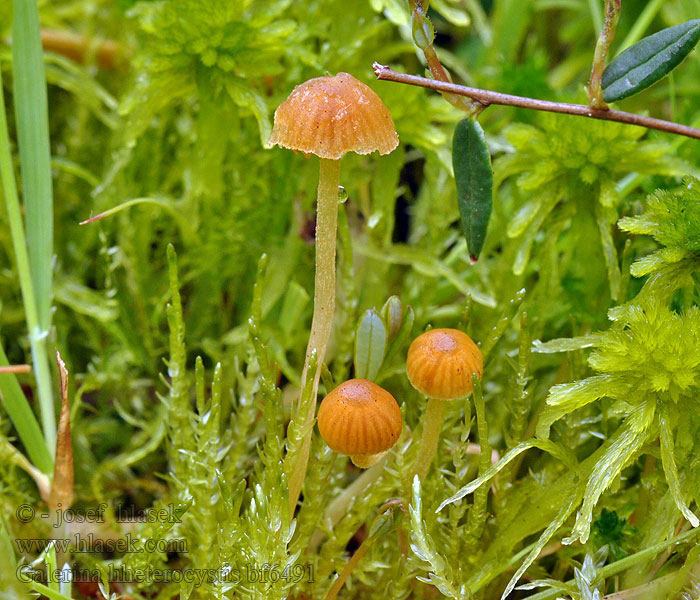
left=354, top=309, right=387, bottom=381
left=602, top=19, right=700, bottom=103
left=453, top=119, right=493, bottom=262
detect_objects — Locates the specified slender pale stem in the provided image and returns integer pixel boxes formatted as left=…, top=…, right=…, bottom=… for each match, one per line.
left=323, top=539, right=371, bottom=600
left=466, top=377, right=490, bottom=542
left=373, top=64, right=700, bottom=141
left=412, top=397, right=446, bottom=483
left=350, top=453, right=383, bottom=468
left=587, top=0, right=621, bottom=108
left=0, top=365, right=31, bottom=374
left=308, top=457, right=387, bottom=552
left=286, top=157, right=341, bottom=516
left=304, top=158, right=341, bottom=383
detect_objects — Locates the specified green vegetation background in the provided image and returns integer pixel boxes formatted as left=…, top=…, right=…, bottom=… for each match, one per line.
left=2, top=0, right=700, bottom=598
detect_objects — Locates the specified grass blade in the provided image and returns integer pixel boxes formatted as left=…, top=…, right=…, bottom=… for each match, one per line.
left=8, top=0, right=57, bottom=453
left=615, top=0, right=665, bottom=54
left=12, top=0, right=54, bottom=331
left=0, top=62, right=55, bottom=468
left=0, top=342, right=53, bottom=473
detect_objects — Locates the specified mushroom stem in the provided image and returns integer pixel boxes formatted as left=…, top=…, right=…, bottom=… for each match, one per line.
left=323, top=537, right=371, bottom=600
left=350, top=452, right=384, bottom=469
left=308, top=456, right=388, bottom=552
left=287, top=157, right=341, bottom=515
left=412, top=397, right=446, bottom=482
left=304, top=157, right=342, bottom=386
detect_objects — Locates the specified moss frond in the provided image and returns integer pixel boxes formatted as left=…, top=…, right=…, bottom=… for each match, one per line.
left=619, top=177, right=700, bottom=286
left=494, top=113, right=691, bottom=290
left=537, top=294, right=700, bottom=543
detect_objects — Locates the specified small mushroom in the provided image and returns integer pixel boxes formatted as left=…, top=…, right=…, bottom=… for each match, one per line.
left=317, top=379, right=403, bottom=469
left=271, top=73, right=398, bottom=509
left=406, top=328, right=483, bottom=481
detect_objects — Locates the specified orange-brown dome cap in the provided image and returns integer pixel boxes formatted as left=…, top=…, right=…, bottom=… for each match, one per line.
left=269, top=72, right=399, bottom=160
left=406, top=329, right=483, bottom=400
left=317, top=379, right=402, bottom=456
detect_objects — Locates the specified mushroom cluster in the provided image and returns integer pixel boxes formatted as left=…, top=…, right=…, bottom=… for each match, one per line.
left=273, top=72, right=483, bottom=498
left=271, top=72, right=398, bottom=509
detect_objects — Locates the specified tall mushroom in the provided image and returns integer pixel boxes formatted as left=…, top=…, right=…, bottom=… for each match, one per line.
left=270, top=72, right=399, bottom=513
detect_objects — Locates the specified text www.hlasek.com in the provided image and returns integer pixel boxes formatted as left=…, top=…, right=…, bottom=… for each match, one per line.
left=14, top=534, right=186, bottom=555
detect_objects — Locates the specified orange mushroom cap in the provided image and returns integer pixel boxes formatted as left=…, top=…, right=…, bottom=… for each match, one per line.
left=317, top=379, right=402, bottom=457
left=406, top=328, right=483, bottom=400
left=269, top=72, right=399, bottom=160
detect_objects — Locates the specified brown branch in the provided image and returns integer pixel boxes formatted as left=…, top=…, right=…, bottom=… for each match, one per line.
left=41, top=29, right=128, bottom=70
left=0, top=364, right=31, bottom=374
left=373, top=63, right=700, bottom=140
left=410, top=1, right=482, bottom=116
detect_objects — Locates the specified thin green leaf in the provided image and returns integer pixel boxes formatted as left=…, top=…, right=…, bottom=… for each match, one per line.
left=501, top=494, right=580, bottom=600
left=378, top=304, right=414, bottom=384
left=278, top=281, right=310, bottom=341
left=0, top=512, right=26, bottom=598
left=2, top=22, right=55, bottom=459
left=0, top=341, right=52, bottom=474
left=602, top=19, right=700, bottom=103
left=25, top=580, right=74, bottom=600
left=410, top=476, right=469, bottom=600
left=54, top=279, right=119, bottom=323
left=658, top=403, right=699, bottom=528
left=536, top=376, right=629, bottom=440
left=615, top=0, right=665, bottom=54
left=437, top=438, right=578, bottom=511
left=79, top=197, right=199, bottom=244
left=453, top=119, right=493, bottom=261
left=431, top=0, right=470, bottom=27
left=12, top=0, right=54, bottom=332
left=533, top=334, right=602, bottom=354
left=356, top=243, right=496, bottom=308
left=43, top=543, right=59, bottom=593
left=354, top=309, right=387, bottom=381
left=566, top=402, right=655, bottom=544
left=595, top=202, right=622, bottom=300
left=224, top=78, right=271, bottom=148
